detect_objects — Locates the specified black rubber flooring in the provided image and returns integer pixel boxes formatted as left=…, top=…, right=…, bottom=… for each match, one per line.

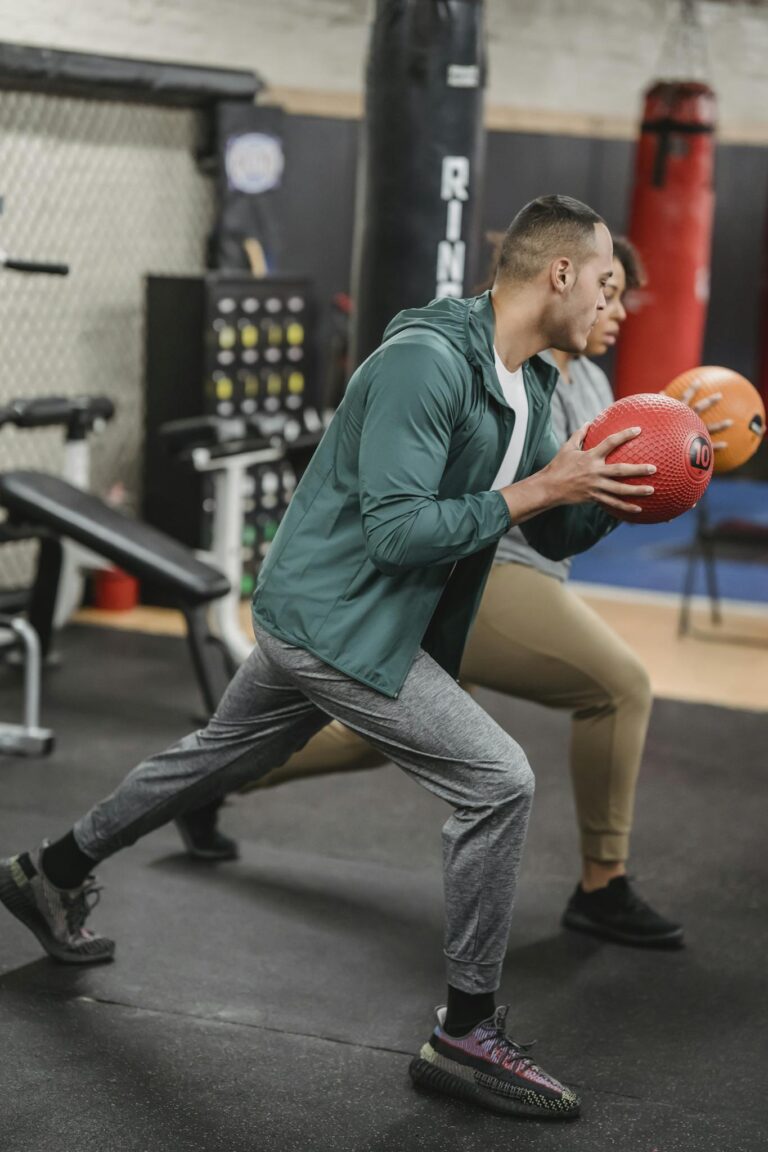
left=0, top=624, right=765, bottom=1152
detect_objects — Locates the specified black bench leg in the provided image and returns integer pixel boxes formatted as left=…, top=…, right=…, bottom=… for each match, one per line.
left=679, top=538, right=699, bottom=637
left=27, top=535, right=63, bottom=658
left=702, top=538, right=722, bottom=625
left=182, top=606, right=234, bottom=717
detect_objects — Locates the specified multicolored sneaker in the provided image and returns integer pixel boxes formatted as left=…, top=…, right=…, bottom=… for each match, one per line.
left=409, top=1006, right=580, bottom=1120
left=562, top=875, right=684, bottom=949
left=0, top=845, right=115, bottom=964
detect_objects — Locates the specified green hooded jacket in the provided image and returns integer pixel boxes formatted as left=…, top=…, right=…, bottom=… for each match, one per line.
left=252, top=292, right=615, bottom=697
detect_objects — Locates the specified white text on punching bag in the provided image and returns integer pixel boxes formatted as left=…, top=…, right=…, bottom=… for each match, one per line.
left=436, top=157, right=469, bottom=298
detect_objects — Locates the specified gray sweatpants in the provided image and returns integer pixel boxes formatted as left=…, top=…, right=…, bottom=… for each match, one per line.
left=74, top=624, right=534, bottom=993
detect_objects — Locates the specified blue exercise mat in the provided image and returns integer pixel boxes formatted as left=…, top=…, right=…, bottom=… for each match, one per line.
left=570, top=478, right=768, bottom=603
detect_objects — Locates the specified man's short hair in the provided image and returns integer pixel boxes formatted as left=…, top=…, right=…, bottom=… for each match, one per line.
left=495, top=195, right=606, bottom=284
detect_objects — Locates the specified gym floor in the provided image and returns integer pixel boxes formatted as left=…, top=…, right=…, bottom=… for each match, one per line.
left=0, top=615, right=765, bottom=1151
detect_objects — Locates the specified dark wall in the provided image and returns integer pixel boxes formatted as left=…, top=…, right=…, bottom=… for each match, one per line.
left=705, top=144, right=768, bottom=382
left=278, top=113, right=359, bottom=386
left=277, top=112, right=768, bottom=401
left=482, top=132, right=633, bottom=240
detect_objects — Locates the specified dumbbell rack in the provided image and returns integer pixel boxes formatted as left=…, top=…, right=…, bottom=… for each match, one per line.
left=143, top=273, right=318, bottom=595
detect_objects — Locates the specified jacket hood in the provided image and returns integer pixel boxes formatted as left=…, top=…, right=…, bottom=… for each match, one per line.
left=382, top=292, right=558, bottom=407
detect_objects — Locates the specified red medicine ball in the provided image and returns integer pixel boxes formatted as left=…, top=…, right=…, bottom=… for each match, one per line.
left=582, top=393, right=714, bottom=524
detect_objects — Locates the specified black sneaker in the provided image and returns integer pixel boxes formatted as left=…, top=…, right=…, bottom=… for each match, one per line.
left=562, top=875, right=684, bottom=949
left=409, top=1006, right=580, bottom=1120
left=0, top=845, right=115, bottom=964
left=175, top=799, right=239, bottom=862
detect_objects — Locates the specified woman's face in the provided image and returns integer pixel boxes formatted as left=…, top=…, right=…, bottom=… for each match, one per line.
left=584, top=256, right=627, bottom=357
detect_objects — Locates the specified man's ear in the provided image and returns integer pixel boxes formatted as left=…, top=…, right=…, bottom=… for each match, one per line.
left=550, top=257, right=573, bottom=294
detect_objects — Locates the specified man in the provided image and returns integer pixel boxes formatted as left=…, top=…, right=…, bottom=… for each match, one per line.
left=0, top=196, right=656, bottom=1120
left=196, top=236, right=685, bottom=951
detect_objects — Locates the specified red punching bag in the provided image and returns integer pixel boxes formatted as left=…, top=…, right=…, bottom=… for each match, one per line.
left=614, top=81, right=716, bottom=398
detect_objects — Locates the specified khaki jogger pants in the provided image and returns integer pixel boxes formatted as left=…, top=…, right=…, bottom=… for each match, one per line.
left=246, top=563, right=652, bottom=863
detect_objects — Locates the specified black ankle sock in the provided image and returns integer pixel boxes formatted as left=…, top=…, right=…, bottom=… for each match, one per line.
left=444, top=986, right=496, bottom=1037
left=41, top=831, right=97, bottom=890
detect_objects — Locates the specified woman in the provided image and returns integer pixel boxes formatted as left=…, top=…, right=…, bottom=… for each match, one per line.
left=460, top=237, right=677, bottom=945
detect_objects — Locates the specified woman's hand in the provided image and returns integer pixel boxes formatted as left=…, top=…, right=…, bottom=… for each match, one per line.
left=681, top=381, right=733, bottom=452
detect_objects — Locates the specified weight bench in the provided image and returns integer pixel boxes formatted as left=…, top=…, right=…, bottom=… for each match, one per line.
left=0, top=613, right=53, bottom=756
left=0, top=470, right=234, bottom=714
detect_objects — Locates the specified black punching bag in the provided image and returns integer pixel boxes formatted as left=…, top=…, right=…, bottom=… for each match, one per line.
left=350, top=0, right=486, bottom=367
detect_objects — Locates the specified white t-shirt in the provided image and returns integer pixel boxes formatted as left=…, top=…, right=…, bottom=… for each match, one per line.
left=491, top=350, right=529, bottom=490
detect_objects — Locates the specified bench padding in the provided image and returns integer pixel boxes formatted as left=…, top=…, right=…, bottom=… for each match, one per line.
left=0, top=471, right=229, bottom=605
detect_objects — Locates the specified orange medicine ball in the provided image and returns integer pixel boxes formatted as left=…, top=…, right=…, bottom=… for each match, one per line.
left=664, top=367, right=766, bottom=474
